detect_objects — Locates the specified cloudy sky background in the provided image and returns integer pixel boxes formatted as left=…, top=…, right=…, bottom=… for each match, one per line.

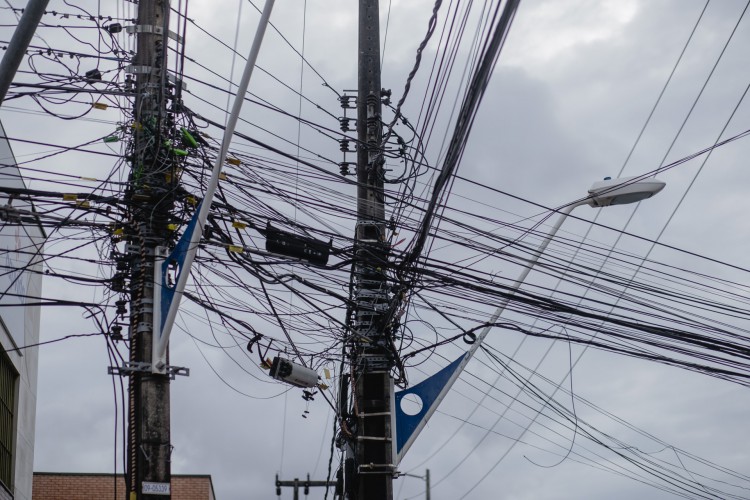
left=2, top=0, right=750, bottom=499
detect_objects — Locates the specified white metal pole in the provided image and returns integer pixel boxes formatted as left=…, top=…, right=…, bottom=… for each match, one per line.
left=0, top=0, right=50, bottom=105
left=396, top=200, right=587, bottom=461
left=467, top=200, right=586, bottom=353
left=152, top=0, right=276, bottom=370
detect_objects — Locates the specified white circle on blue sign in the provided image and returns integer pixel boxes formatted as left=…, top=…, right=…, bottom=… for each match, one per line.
left=400, top=393, right=423, bottom=416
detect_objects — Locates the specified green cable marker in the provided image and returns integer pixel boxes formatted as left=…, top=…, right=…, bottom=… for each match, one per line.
left=181, top=127, right=198, bottom=148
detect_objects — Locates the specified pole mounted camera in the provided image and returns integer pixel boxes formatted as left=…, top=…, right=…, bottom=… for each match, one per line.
left=269, top=356, right=319, bottom=388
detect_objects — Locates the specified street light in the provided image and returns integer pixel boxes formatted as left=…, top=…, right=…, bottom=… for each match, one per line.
left=397, top=469, right=431, bottom=500
left=587, top=175, right=665, bottom=207
left=393, top=176, right=666, bottom=464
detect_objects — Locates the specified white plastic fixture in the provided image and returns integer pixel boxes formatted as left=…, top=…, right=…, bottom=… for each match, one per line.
left=587, top=175, right=666, bottom=207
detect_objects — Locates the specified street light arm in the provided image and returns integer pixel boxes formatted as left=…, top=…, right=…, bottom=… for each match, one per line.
left=393, top=200, right=587, bottom=463
left=393, top=176, right=665, bottom=464
left=468, top=199, right=587, bottom=354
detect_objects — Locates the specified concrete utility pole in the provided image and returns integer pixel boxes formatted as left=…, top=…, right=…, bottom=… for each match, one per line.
left=350, top=0, right=393, bottom=498
left=126, top=0, right=175, bottom=497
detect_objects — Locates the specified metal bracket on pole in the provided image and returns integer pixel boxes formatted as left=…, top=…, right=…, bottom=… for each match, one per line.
left=125, top=24, right=184, bottom=44
left=357, top=463, right=397, bottom=475
left=108, top=362, right=189, bottom=380
left=152, top=246, right=169, bottom=374
left=125, top=65, right=187, bottom=90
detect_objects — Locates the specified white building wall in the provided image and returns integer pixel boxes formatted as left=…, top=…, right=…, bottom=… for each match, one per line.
left=0, top=120, right=44, bottom=500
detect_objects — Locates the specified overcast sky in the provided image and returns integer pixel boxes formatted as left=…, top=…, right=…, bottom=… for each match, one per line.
left=2, top=0, right=750, bottom=499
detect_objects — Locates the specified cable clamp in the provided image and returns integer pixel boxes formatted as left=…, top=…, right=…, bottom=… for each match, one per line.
left=125, top=66, right=187, bottom=90
left=108, top=362, right=189, bottom=380
left=357, top=463, right=396, bottom=475
left=125, top=24, right=184, bottom=44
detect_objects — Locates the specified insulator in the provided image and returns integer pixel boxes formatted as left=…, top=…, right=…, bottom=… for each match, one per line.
left=338, top=95, right=356, bottom=109
left=115, top=300, right=128, bottom=316
left=111, top=273, right=127, bottom=293
left=110, top=325, right=123, bottom=341
left=381, top=88, right=392, bottom=105
left=339, top=162, right=355, bottom=176
left=338, top=117, right=355, bottom=132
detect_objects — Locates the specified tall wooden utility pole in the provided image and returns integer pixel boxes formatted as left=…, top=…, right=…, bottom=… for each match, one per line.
left=351, top=0, right=394, bottom=498
left=125, top=0, right=175, bottom=497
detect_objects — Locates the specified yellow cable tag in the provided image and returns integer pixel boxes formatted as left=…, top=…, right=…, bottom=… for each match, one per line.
left=113, top=228, right=124, bottom=236
left=324, top=368, right=331, bottom=380
left=186, top=196, right=197, bottom=206
left=167, top=224, right=178, bottom=231
left=318, top=383, right=329, bottom=391
left=218, top=172, right=228, bottom=180
left=92, top=102, right=108, bottom=110
left=232, top=221, right=247, bottom=229
left=62, top=194, right=77, bottom=201
left=228, top=245, right=243, bottom=253
left=226, top=157, right=240, bottom=166
left=76, top=201, right=91, bottom=209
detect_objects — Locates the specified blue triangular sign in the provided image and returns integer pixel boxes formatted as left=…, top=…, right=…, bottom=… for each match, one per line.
left=158, top=203, right=201, bottom=335
left=394, top=352, right=468, bottom=462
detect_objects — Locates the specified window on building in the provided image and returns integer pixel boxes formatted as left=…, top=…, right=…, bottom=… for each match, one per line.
left=0, top=349, right=16, bottom=491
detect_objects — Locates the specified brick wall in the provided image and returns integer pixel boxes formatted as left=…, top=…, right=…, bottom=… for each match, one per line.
left=32, top=473, right=215, bottom=500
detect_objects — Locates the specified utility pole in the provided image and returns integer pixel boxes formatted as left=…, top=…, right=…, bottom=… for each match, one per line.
left=426, top=469, right=430, bottom=500
left=349, top=0, right=393, bottom=499
left=125, top=0, right=175, bottom=497
left=275, top=474, right=338, bottom=499
left=399, top=470, right=430, bottom=500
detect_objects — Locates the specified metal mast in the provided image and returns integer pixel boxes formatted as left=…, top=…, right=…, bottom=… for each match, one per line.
left=0, top=0, right=51, bottom=105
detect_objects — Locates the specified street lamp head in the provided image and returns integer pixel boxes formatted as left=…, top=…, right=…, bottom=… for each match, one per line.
left=587, top=175, right=665, bottom=207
